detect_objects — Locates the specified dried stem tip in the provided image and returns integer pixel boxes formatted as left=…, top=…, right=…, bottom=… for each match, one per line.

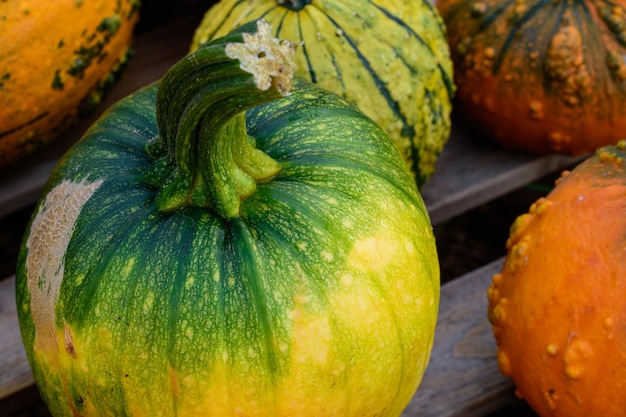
left=225, top=19, right=298, bottom=96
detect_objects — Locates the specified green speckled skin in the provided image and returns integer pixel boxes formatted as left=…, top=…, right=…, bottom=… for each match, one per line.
left=16, top=23, right=440, bottom=417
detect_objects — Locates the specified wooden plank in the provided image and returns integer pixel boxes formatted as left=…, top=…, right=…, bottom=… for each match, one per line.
left=403, top=258, right=518, bottom=417
left=0, top=276, right=31, bottom=400
left=0, top=259, right=517, bottom=414
left=421, top=118, right=584, bottom=225
left=0, top=13, right=202, bottom=218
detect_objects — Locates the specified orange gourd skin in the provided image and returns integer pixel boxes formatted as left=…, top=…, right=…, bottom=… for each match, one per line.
left=437, top=0, right=626, bottom=155
left=488, top=141, right=626, bottom=416
left=0, top=0, right=139, bottom=167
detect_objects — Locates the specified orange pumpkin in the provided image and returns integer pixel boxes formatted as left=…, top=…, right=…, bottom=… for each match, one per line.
left=487, top=141, right=626, bottom=416
left=0, top=0, right=139, bottom=167
left=438, top=0, right=626, bottom=155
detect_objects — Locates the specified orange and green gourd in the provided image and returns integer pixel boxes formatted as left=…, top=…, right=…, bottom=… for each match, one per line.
left=191, top=0, right=455, bottom=187
left=0, top=0, right=139, bottom=167
left=438, top=0, right=626, bottom=155
left=488, top=141, right=626, bottom=416
left=16, top=20, right=440, bottom=417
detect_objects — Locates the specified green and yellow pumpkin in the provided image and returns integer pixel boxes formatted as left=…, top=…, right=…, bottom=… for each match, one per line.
left=16, top=20, right=440, bottom=417
left=0, top=0, right=139, bottom=167
left=191, top=0, right=455, bottom=187
left=438, top=0, right=626, bottom=155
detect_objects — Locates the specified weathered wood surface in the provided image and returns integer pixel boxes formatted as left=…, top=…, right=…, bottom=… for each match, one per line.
left=420, top=121, right=584, bottom=225
left=0, top=276, right=31, bottom=400
left=1, top=260, right=516, bottom=417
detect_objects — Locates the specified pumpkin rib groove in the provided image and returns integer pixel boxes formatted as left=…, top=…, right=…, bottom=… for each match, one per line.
left=202, top=0, right=249, bottom=43
left=364, top=268, right=409, bottom=412
left=239, top=215, right=333, bottom=345
left=366, top=0, right=456, bottom=100
left=312, top=10, right=414, bottom=139
left=164, top=215, right=194, bottom=345
left=62, top=199, right=157, bottom=326
left=119, top=213, right=200, bottom=416
left=0, top=111, right=49, bottom=139
left=493, top=0, right=553, bottom=73
left=295, top=10, right=317, bottom=84
left=231, top=218, right=281, bottom=380
left=302, top=9, right=344, bottom=88
left=474, top=0, right=517, bottom=31
left=218, top=222, right=279, bottom=414
left=281, top=155, right=423, bottom=210
left=272, top=5, right=291, bottom=36
left=163, top=214, right=198, bottom=415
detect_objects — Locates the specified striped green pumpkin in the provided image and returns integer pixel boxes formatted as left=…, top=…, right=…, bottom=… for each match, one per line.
left=16, top=20, right=440, bottom=417
left=192, top=0, right=455, bottom=187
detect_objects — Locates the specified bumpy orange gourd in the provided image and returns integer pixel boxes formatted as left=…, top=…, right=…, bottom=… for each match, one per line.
left=0, top=0, right=139, bottom=167
left=488, top=141, right=626, bottom=416
left=438, top=0, right=626, bottom=155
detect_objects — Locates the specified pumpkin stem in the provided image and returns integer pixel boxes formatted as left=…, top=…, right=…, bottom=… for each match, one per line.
left=148, top=19, right=298, bottom=218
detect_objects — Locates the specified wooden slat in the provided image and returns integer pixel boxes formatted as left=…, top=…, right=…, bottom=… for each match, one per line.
left=0, top=259, right=517, bottom=415
left=0, top=276, right=31, bottom=400
left=403, top=258, right=519, bottom=417
left=420, top=119, right=584, bottom=225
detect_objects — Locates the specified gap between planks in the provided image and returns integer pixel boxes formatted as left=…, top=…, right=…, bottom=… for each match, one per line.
left=0, top=259, right=518, bottom=416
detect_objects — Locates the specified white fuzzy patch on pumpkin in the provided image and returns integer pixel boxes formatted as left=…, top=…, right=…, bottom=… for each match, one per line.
left=225, top=19, right=298, bottom=96
left=26, top=179, right=103, bottom=353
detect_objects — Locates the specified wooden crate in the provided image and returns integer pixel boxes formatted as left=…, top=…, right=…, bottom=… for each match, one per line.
left=0, top=3, right=583, bottom=416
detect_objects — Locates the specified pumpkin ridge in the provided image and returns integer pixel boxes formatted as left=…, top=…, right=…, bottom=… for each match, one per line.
left=249, top=102, right=367, bottom=154
left=298, top=9, right=342, bottom=87
left=367, top=0, right=456, bottom=99
left=250, top=183, right=340, bottom=235
left=241, top=187, right=336, bottom=300
left=295, top=10, right=318, bottom=83
left=495, top=0, right=554, bottom=72
left=317, top=11, right=413, bottom=137
left=203, top=0, right=250, bottom=43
